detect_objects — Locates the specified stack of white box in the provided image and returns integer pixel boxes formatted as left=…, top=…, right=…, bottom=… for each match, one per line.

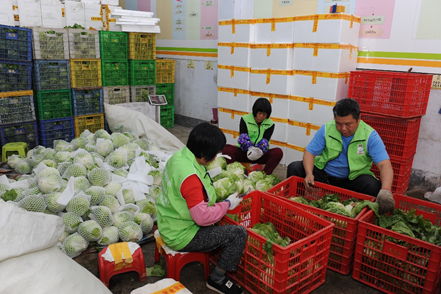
left=111, top=7, right=160, bottom=33
left=0, top=0, right=118, bottom=30
left=217, top=14, right=360, bottom=166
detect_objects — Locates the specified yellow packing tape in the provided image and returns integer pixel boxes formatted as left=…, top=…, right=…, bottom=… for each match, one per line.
left=288, top=120, right=320, bottom=136
left=255, top=17, right=296, bottom=31
left=218, top=65, right=251, bottom=78
left=218, top=107, right=247, bottom=119
left=293, top=70, right=350, bottom=84
left=218, top=42, right=250, bottom=55
left=218, top=19, right=256, bottom=34
left=250, top=91, right=290, bottom=103
left=151, top=282, right=186, bottom=294
left=0, top=90, right=33, bottom=98
left=250, top=69, right=293, bottom=84
left=250, top=43, right=294, bottom=56
left=217, top=87, right=250, bottom=97
left=286, top=143, right=306, bottom=152
left=290, top=96, right=336, bottom=110
left=109, top=242, right=133, bottom=271
left=293, top=43, right=358, bottom=58
left=219, top=128, right=239, bottom=138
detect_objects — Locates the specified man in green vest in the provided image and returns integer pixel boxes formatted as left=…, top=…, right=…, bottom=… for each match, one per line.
left=157, top=123, right=247, bottom=294
left=287, top=98, right=395, bottom=214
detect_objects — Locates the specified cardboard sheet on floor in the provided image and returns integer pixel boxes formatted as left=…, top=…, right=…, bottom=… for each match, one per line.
left=104, top=103, right=185, bottom=153
left=131, top=278, right=193, bottom=294
left=0, top=200, right=112, bottom=294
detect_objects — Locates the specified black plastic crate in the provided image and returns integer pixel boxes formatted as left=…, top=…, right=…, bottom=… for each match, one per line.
left=72, top=87, right=103, bottom=116
left=33, top=60, right=71, bottom=91
left=0, top=25, right=32, bottom=62
left=0, top=60, right=32, bottom=92
left=0, top=90, right=36, bottom=125
left=0, top=120, right=39, bottom=149
left=38, top=117, right=74, bottom=148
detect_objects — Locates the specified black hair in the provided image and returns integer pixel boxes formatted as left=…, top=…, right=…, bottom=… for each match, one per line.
left=187, top=122, right=226, bottom=162
left=333, top=98, right=360, bottom=120
left=252, top=98, right=272, bottom=119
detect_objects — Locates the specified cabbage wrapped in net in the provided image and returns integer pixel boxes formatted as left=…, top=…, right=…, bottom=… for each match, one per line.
left=63, top=233, right=89, bottom=258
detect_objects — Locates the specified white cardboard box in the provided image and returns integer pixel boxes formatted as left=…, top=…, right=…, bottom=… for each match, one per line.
left=218, top=109, right=244, bottom=136
left=250, top=69, right=292, bottom=96
left=81, top=0, right=100, bottom=3
left=17, top=0, right=42, bottom=27
left=271, top=119, right=288, bottom=143
left=285, top=145, right=305, bottom=165
left=218, top=88, right=251, bottom=113
left=101, top=0, right=118, bottom=5
left=250, top=94, right=290, bottom=120
left=65, top=1, right=86, bottom=28
left=218, top=18, right=254, bottom=43
left=287, top=121, right=319, bottom=149
left=293, top=14, right=360, bottom=45
left=84, top=3, right=103, bottom=30
left=291, top=71, right=350, bottom=101
left=254, top=17, right=295, bottom=44
left=289, top=98, right=334, bottom=126
left=41, top=0, right=64, bottom=28
left=293, top=44, right=358, bottom=73
left=0, top=0, right=15, bottom=26
left=250, top=44, right=293, bottom=70
left=218, top=43, right=250, bottom=68
left=270, top=143, right=287, bottom=166
left=218, top=65, right=250, bottom=90
left=220, top=128, right=239, bottom=146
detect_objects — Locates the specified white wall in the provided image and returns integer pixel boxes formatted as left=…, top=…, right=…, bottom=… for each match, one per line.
left=174, top=59, right=218, bottom=122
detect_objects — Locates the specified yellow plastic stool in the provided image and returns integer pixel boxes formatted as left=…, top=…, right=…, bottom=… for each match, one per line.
left=2, top=142, right=28, bottom=162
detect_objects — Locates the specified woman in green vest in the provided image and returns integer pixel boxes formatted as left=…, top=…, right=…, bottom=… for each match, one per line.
left=157, top=123, right=247, bottom=294
left=222, top=98, right=283, bottom=175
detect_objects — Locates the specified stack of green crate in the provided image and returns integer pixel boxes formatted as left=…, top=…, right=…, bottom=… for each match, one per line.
left=32, top=27, right=75, bottom=148
left=128, top=33, right=159, bottom=118
left=156, top=59, right=176, bottom=129
left=70, top=29, right=104, bottom=137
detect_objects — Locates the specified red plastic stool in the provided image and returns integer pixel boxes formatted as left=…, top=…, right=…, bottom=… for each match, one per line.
left=154, top=232, right=210, bottom=281
left=98, top=242, right=147, bottom=287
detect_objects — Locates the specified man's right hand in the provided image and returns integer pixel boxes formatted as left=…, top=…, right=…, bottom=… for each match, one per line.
left=304, top=175, right=315, bottom=192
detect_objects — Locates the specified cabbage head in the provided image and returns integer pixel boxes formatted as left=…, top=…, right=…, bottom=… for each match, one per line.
left=248, top=171, right=266, bottom=183
left=207, top=156, right=227, bottom=171
left=7, top=154, right=25, bottom=169
left=113, top=211, right=133, bottom=228
left=98, top=226, right=119, bottom=246
left=105, top=181, right=122, bottom=196
left=213, top=178, right=238, bottom=201
left=226, top=162, right=246, bottom=179
left=95, top=139, right=114, bottom=157
left=38, top=173, right=63, bottom=194
left=111, top=132, right=130, bottom=148
left=77, top=220, right=102, bottom=241
left=118, top=221, right=142, bottom=242
left=255, top=179, right=272, bottom=192
left=63, top=233, right=89, bottom=258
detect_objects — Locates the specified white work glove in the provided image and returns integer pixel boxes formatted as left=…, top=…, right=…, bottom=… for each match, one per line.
left=247, top=147, right=263, bottom=161
left=225, top=192, right=242, bottom=210
left=376, top=189, right=395, bottom=214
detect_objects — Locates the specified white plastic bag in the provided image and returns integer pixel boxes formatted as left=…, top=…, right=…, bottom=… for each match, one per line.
left=131, top=278, right=193, bottom=294
left=424, top=187, right=441, bottom=204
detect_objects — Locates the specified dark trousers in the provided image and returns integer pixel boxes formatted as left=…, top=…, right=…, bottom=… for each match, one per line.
left=222, top=144, right=283, bottom=175
left=287, top=161, right=381, bottom=196
left=179, top=225, right=247, bottom=272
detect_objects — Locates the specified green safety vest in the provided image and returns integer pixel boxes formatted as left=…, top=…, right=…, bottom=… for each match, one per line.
left=314, top=120, right=375, bottom=180
left=237, top=113, right=274, bottom=147
left=156, top=147, right=217, bottom=250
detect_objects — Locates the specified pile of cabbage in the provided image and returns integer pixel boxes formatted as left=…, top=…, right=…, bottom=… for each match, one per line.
left=206, top=157, right=281, bottom=201
left=0, top=129, right=168, bottom=259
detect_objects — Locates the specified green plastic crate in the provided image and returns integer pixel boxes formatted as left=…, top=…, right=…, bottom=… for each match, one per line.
left=129, top=60, right=155, bottom=86
left=98, top=31, right=128, bottom=59
left=34, top=89, right=72, bottom=120
left=155, top=83, right=174, bottom=105
left=101, top=60, right=129, bottom=87
left=160, top=105, right=174, bottom=129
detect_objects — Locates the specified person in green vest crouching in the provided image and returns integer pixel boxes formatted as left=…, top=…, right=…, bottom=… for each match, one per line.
left=286, top=98, right=395, bottom=214
left=157, top=122, right=247, bottom=294
left=222, top=98, right=283, bottom=175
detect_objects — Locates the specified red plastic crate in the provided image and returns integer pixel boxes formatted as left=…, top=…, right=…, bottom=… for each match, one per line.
left=213, top=191, right=334, bottom=294
left=348, top=70, right=432, bottom=118
left=362, top=112, right=421, bottom=162
left=353, top=194, right=441, bottom=294
left=266, top=176, right=376, bottom=274
left=371, top=155, right=414, bottom=195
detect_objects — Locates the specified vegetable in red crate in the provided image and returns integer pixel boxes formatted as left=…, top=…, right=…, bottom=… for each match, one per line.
left=287, top=98, right=395, bottom=214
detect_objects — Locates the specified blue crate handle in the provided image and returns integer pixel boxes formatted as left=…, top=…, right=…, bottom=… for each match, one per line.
left=53, top=125, right=64, bottom=131
left=6, top=32, right=18, bottom=40
left=13, top=128, right=25, bottom=135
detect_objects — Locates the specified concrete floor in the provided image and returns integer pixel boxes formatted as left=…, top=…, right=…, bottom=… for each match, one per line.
left=74, top=124, right=424, bottom=294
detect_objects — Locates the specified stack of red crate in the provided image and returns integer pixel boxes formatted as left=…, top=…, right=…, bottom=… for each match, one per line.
left=348, top=70, right=432, bottom=194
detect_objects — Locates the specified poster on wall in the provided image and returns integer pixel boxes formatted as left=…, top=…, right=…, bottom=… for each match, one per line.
left=355, top=0, right=395, bottom=39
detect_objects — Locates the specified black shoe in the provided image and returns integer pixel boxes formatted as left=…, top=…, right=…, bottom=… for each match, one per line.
left=206, top=276, right=243, bottom=294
